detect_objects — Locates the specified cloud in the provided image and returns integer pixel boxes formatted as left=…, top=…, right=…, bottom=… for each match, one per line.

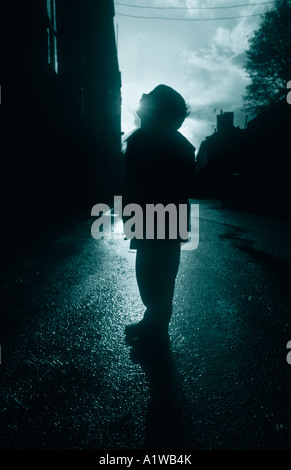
left=212, top=16, right=260, bottom=55
left=177, top=10, right=264, bottom=145
left=117, top=0, right=265, bottom=148
left=185, top=0, right=228, bottom=19
left=153, top=0, right=188, bottom=7
left=179, top=115, right=213, bottom=151
left=184, top=43, right=248, bottom=107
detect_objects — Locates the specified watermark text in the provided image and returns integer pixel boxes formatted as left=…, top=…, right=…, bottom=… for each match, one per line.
left=91, top=196, right=199, bottom=250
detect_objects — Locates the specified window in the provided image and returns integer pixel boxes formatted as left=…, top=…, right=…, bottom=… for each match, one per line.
left=46, top=0, right=58, bottom=73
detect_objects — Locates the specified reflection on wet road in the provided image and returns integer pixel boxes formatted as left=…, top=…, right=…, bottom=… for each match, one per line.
left=0, top=200, right=290, bottom=450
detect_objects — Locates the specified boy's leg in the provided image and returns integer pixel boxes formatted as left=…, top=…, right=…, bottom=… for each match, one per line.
left=126, top=242, right=180, bottom=338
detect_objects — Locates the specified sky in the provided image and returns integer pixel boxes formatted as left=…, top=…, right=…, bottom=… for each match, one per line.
left=113, top=0, right=276, bottom=152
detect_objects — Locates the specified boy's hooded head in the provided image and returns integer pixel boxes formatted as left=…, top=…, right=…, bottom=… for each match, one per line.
left=137, top=85, right=189, bottom=131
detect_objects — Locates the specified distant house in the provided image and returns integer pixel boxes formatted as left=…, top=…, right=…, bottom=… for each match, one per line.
left=196, top=111, right=245, bottom=197
left=195, top=101, right=290, bottom=214
left=1, top=0, right=122, bottom=242
left=196, top=111, right=244, bottom=173
left=236, top=98, right=291, bottom=214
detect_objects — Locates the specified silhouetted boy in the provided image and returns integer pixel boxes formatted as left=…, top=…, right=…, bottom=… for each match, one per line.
left=123, top=85, right=196, bottom=342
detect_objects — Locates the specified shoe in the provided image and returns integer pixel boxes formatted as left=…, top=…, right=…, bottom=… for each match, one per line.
left=125, top=320, right=169, bottom=342
left=125, top=320, right=151, bottom=339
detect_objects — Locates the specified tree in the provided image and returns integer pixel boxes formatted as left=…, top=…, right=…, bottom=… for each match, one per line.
left=243, top=0, right=291, bottom=114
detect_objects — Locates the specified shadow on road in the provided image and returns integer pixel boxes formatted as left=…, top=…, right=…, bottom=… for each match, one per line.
left=127, top=338, right=198, bottom=451
left=237, top=244, right=290, bottom=276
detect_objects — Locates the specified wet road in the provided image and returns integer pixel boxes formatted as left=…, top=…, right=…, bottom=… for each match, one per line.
left=1, top=200, right=291, bottom=450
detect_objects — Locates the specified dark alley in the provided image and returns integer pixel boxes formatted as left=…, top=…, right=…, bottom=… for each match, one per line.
left=1, top=200, right=290, bottom=450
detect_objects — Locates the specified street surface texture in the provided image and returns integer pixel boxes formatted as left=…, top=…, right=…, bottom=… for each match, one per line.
left=0, top=200, right=291, bottom=450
